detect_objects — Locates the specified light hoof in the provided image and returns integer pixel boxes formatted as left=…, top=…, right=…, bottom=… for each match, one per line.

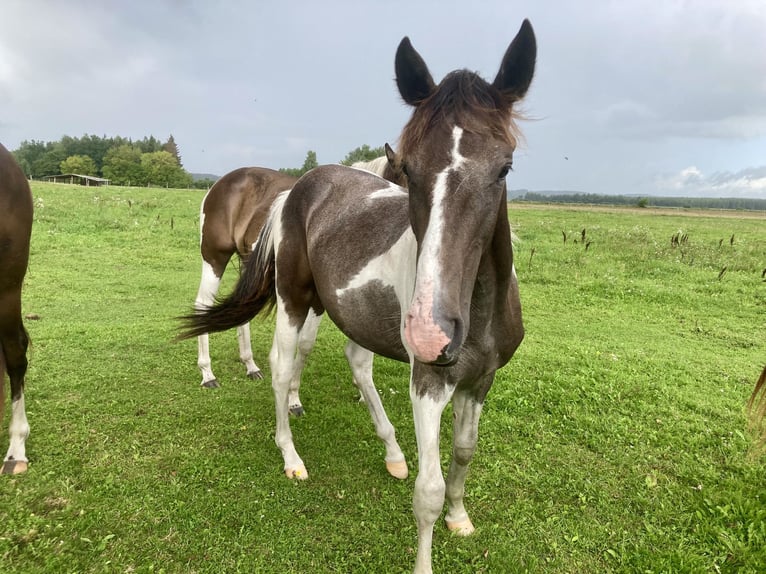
left=386, top=460, right=409, bottom=480
left=247, top=369, right=264, bottom=380
left=289, top=404, right=305, bottom=417
left=446, top=518, right=475, bottom=536
left=1, top=460, right=28, bottom=475
left=201, top=379, right=220, bottom=389
left=285, top=466, right=308, bottom=480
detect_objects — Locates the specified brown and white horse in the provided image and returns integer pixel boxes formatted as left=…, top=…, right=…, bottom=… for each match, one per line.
left=182, top=20, right=535, bottom=574
left=193, top=159, right=401, bottom=416
left=0, top=143, right=33, bottom=475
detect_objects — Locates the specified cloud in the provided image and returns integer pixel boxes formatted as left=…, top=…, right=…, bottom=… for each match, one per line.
left=589, top=1, right=766, bottom=141
left=657, top=165, right=766, bottom=197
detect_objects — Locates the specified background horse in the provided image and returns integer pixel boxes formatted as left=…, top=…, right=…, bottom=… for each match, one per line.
left=0, top=143, right=33, bottom=475
left=193, top=159, right=402, bottom=415
left=182, top=19, right=535, bottom=574
left=749, top=365, right=766, bottom=448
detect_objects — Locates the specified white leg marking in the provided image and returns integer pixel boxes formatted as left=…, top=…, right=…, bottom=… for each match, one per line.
left=411, top=381, right=454, bottom=574
left=286, top=309, right=323, bottom=416
left=444, top=389, right=484, bottom=535
left=344, top=341, right=408, bottom=479
left=4, top=394, right=29, bottom=472
left=270, top=302, right=307, bottom=479
left=237, top=322, right=262, bottom=378
left=195, top=261, right=221, bottom=386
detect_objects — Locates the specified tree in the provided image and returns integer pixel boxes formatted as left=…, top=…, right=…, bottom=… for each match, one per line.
left=12, top=140, right=47, bottom=176
left=162, top=134, right=182, bottom=166
left=60, top=154, right=97, bottom=176
left=102, top=144, right=145, bottom=185
left=31, top=142, right=68, bottom=177
left=340, top=144, right=385, bottom=165
left=279, top=150, right=318, bottom=177
left=141, top=150, right=193, bottom=188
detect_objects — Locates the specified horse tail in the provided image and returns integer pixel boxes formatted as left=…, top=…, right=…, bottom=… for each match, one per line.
left=178, top=192, right=287, bottom=340
left=748, top=365, right=766, bottom=450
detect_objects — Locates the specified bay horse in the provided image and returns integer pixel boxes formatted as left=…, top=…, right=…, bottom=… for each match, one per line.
left=0, top=143, right=33, bottom=475
left=181, top=19, right=535, bottom=574
left=193, top=159, right=401, bottom=417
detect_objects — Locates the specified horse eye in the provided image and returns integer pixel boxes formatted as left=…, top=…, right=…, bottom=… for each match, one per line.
left=498, top=163, right=512, bottom=180
left=401, top=163, right=409, bottom=178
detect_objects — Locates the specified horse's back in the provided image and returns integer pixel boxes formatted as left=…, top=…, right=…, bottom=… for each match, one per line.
left=201, top=166, right=297, bottom=259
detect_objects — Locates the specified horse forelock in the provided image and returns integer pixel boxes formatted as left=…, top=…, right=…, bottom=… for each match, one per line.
left=398, top=70, right=522, bottom=159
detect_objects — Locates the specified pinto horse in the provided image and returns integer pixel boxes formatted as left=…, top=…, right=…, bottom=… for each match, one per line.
left=0, top=143, right=33, bottom=475
left=181, top=20, right=535, bottom=573
left=193, top=159, right=401, bottom=416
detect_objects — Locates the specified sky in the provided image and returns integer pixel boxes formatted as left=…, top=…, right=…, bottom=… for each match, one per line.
left=1, top=0, right=765, bottom=198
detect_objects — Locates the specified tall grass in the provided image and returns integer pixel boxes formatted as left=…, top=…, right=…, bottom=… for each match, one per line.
left=1, top=184, right=764, bottom=573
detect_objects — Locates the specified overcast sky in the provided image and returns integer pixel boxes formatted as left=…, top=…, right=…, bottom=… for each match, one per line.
left=2, top=0, right=765, bottom=198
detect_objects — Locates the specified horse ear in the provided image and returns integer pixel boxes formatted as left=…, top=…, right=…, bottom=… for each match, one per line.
left=492, top=19, right=536, bottom=103
left=385, top=143, right=401, bottom=171
left=395, top=37, right=436, bottom=106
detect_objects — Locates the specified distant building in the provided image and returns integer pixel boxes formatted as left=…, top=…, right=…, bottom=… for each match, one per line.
left=43, top=174, right=110, bottom=186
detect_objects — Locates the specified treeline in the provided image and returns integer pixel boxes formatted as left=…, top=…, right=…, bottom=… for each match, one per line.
left=514, top=192, right=766, bottom=212
left=12, top=136, right=387, bottom=189
left=13, top=134, right=198, bottom=188
left=279, top=145, right=385, bottom=177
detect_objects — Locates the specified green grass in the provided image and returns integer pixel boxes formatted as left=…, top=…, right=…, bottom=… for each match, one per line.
left=1, top=183, right=765, bottom=573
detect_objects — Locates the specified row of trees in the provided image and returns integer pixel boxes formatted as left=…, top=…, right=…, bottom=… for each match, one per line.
left=13, top=134, right=194, bottom=188
left=514, top=191, right=766, bottom=211
left=279, top=145, right=385, bottom=177
left=12, top=135, right=387, bottom=189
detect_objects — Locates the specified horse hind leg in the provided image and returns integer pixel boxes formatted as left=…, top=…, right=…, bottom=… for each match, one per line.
left=344, top=341, right=408, bottom=479
left=270, top=305, right=308, bottom=479
left=279, top=308, right=324, bottom=417
left=1, top=318, right=30, bottom=475
left=237, top=322, right=263, bottom=380
left=195, top=260, right=224, bottom=388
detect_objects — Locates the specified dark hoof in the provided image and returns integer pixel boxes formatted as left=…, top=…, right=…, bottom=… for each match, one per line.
left=247, top=370, right=264, bottom=380
left=1, top=460, right=28, bottom=475
left=289, top=405, right=305, bottom=417
left=202, top=379, right=220, bottom=389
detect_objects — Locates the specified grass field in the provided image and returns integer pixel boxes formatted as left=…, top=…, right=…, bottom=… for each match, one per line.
left=1, top=181, right=765, bottom=573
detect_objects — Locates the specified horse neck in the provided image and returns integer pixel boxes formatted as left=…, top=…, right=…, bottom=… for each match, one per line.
left=473, top=198, right=523, bottom=364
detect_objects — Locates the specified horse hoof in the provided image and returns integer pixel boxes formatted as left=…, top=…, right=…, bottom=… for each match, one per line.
left=386, top=460, right=409, bottom=480
left=285, top=466, right=308, bottom=480
left=1, top=460, right=28, bottom=475
left=201, top=379, right=220, bottom=389
left=446, top=518, right=475, bottom=536
left=289, top=405, right=305, bottom=417
left=248, top=370, right=264, bottom=380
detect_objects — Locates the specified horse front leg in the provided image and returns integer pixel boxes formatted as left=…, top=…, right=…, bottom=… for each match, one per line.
left=444, top=383, right=489, bottom=535
left=411, top=373, right=454, bottom=574
left=344, top=341, right=408, bottom=479
left=269, top=308, right=307, bottom=479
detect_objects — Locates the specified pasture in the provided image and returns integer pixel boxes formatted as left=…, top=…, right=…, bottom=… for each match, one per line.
left=1, top=181, right=765, bottom=573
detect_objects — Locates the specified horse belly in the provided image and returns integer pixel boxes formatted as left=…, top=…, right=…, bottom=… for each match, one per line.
left=327, top=281, right=408, bottom=362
